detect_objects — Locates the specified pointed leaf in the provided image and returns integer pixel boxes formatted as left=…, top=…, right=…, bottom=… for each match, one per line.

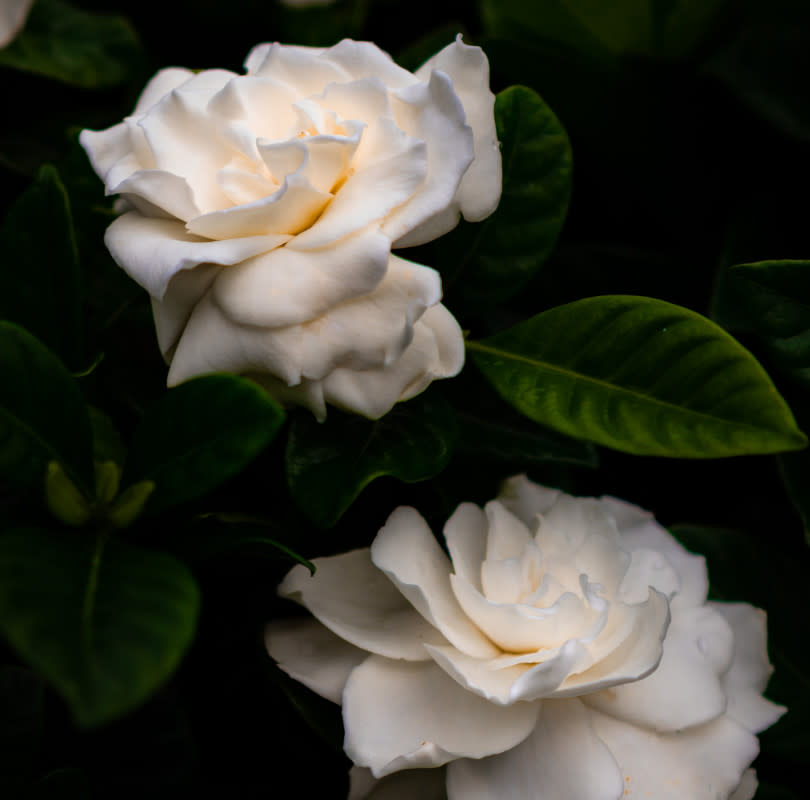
left=125, top=374, right=285, bottom=515
left=0, top=527, right=199, bottom=728
left=0, top=165, right=81, bottom=368
left=440, top=85, right=572, bottom=308
left=0, top=322, right=93, bottom=492
left=469, top=295, right=806, bottom=457
left=285, top=391, right=458, bottom=528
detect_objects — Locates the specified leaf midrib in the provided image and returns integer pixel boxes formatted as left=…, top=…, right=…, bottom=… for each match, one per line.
left=467, top=339, right=797, bottom=440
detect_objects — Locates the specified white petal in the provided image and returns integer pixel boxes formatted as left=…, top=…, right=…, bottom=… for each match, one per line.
left=443, top=503, right=488, bottom=592
left=277, top=550, right=444, bottom=661
left=585, top=605, right=733, bottom=732
left=604, top=497, right=709, bottom=609
left=104, top=211, right=289, bottom=299
left=619, top=548, right=680, bottom=604
left=497, top=474, right=561, bottom=525
left=385, top=71, right=473, bottom=245
left=317, top=302, right=464, bottom=418
left=265, top=618, right=367, bottom=703
left=151, top=263, right=220, bottom=358
left=292, top=117, right=427, bottom=250
left=343, top=656, right=539, bottom=778
left=186, top=171, right=332, bottom=239
left=348, top=766, right=447, bottom=800
left=556, top=588, right=670, bottom=697
left=446, top=698, right=623, bottom=800
left=415, top=36, right=501, bottom=223
left=109, top=169, right=200, bottom=222
left=0, top=0, right=33, bottom=48
left=712, top=603, right=786, bottom=733
left=589, top=706, right=760, bottom=800
left=134, top=67, right=196, bottom=114
left=321, top=39, right=416, bottom=89
left=372, top=507, right=499, bottom=659
left=80, top=124, right=134, bottom=186
left=729, top=769, right=758, bottom=800
left=212, top=226, right=390, bottom=328
left=484, top=501, right=533, bottom=561
left=245, top=42, right=350, bottom=94
left=450, top=573, right=591, bottom=653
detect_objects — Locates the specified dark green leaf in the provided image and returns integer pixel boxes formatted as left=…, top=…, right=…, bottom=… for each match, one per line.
left=441, top=86, right=571, bottom=308
left=718, top=261, right=810, bottom=388
left=125, top=374, right=285, bottom=516
left=0, top=165, right=81, bottom=368
left=0, top=322, right=93, bottom=493
left=31, top=768, right=90, bottom=798
left=286, top=391, right=458, bottom=528
left=0, top=527, right=199, bottom=728
left=469, top=295, right=807, bottom=457
left=0, top=0, right=142, bottom=88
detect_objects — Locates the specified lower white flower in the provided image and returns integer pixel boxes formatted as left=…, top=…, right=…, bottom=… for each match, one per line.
left=266, top=476, right=785, bottom=799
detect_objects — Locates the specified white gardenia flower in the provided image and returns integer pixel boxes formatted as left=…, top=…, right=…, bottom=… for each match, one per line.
left=0, top=0, right=33, bottom=48
left=266, top=476, right=785, bottom=800
left=80, top=37, right=500, bottom=420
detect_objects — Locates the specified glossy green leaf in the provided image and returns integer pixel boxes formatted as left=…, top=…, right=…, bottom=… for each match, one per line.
left=0, top=528, right=199, bottom=727
left=125, top=374, right=285, bottom=515
left=0, top=165, right=81, bottom=368
left=469, top=295, right=807, bottom=457
left=719, top=261, right=810, bottom=388
left=0, top=322, right=93, bottom=492
left=440, top=85, right=571, bottom=308
left=286, top=391, right=458, bottom=528
left=0, top=0, right=142, bottom=88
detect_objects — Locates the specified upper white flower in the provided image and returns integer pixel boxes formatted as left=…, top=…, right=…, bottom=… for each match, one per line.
left=0, top=0, right=33, bottom=48
left=80, top=37, right=500, bottom=419
left=267, top=476, right=785, bottom=799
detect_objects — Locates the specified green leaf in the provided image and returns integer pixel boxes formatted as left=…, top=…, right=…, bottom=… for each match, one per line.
left=0, top=527, right=199, bottom=728
left=0, top=322, right=94, bottom=493
left=285, top=391, right=458, bottom=528
left=125, top=374, right=285, bottom=516
left=441, top=86, right=572, bottom=308
left=0, top=165, right=81, bottom=368
left=45, top=461, right=92, bottom=527
left=468, top=295, right=807, bottom=457
left=0, top=0, right=142, bottom=88
left=88, top=407, right=127, bottom=467
left=718, top=261, right=810, bottom=388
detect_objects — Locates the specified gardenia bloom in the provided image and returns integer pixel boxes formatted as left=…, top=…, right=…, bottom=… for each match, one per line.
left=267, top=476, right=784, bottom=800
left=80, top=37, right=500, bottom=419
left=0, top=0, right=33, bottom=48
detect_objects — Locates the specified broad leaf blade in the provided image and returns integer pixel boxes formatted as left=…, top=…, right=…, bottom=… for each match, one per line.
left=0, top=322, right=93, bottom=492
left=0, top=528, right=199, bottom=727
left=125, top=374, right=285, bottom=516
left=0, top=0, right=142, bottom=88
left=286, top=392, right=458, bottom=528
left=469, top=295, right=806, bottom=457
left=0, top=165, right=82, bottom=368
left=442, top=85, right=572, bottom=308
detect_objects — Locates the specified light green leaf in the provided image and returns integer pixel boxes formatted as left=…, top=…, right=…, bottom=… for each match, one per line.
left=469, top=295, right=806, bottom=457
left=0, top=528, right=199, bottom=727
left=0, top=0, right=142, bottom=88
left=441, top=85, right=571, bottom=308
left=0, top=322, right=94, bottom=493
left=285, top=391, right=458, bottom=528
left=124, top=374, right=285, bottom=516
